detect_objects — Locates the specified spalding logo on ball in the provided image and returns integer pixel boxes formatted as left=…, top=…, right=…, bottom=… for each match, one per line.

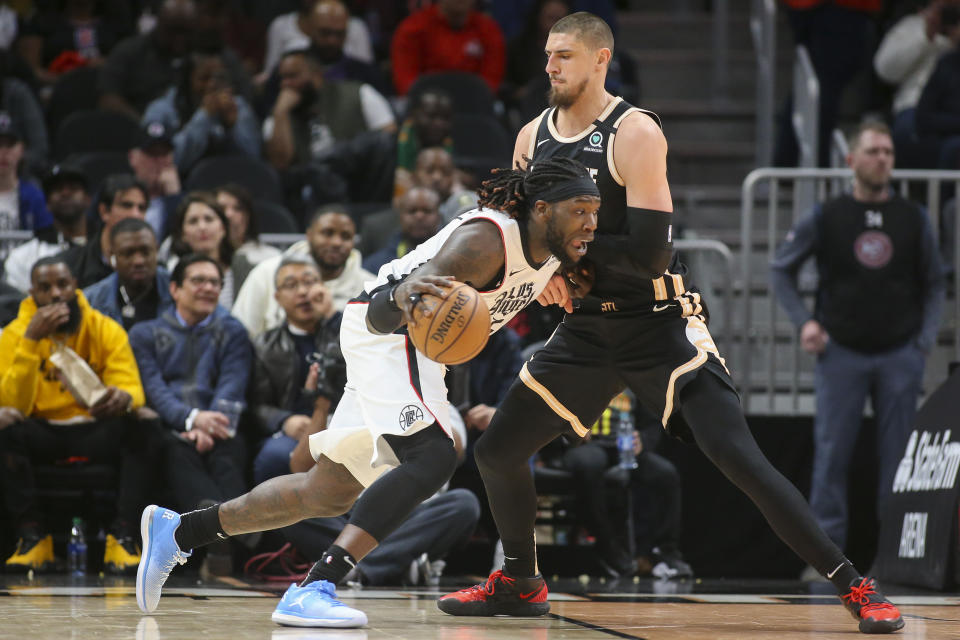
left=408, top=282, right=490, bottom=365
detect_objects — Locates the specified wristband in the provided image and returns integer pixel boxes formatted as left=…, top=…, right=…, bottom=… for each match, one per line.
left=387, top=284, right=401, bottom=311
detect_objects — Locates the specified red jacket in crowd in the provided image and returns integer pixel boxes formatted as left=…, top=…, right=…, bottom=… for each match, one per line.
left=391, top=5, right=506, bottom=96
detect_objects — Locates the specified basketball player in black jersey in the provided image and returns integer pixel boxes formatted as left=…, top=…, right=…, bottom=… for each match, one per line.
left=437, top=12, right=904, bottom=635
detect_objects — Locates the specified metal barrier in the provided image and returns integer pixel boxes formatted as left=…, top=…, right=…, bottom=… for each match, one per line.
left=740, top=167, right=960, bottom=412
left=830, top=128, right=849, bottom=169
left=260, top=233, right=303, bottom=250
left=675, top=238, right=736, bottom=359
left=793, top=46, right=820, bottom=217
left=750, top=0, right=776, bottom=166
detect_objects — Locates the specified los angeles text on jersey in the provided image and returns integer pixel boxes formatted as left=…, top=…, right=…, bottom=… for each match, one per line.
left=489, top=282, right=537, bottom=328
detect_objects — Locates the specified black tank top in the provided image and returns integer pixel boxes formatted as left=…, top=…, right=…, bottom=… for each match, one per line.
left=529, top=97, right=687, bottom=311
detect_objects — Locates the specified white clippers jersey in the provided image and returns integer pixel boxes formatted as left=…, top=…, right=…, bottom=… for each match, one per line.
left=365, top=208, right=561, bottom=334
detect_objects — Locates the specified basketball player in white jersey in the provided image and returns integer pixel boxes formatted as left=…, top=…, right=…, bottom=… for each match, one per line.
left=135, top=157, right=600, bottom=628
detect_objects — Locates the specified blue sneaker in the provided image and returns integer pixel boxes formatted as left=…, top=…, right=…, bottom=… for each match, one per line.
left=272, top=580, right=368, bottom=628
left=136, top=505, right=192, bottom=613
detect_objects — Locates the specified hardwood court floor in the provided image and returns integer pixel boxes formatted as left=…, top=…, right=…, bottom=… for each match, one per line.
left=0, top=574, right=957, bottom=639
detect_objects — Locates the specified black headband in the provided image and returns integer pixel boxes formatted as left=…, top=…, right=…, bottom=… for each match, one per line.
left=527, top=175, right=600, bottom=204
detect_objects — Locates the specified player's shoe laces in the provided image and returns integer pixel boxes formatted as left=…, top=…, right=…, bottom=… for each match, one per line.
left=437, top=569, right=550, bottom=617
left=840, top=577, right=904, bottom=634
left=136, top=505, right=191, bottom=613
left=271, top=580, right=368, bottom=627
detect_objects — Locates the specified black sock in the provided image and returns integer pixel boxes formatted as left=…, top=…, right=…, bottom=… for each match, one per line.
left=300, top=545, right=357, bottom=587
left=501, top=537, right=538, bottom=578
left=826, top=560, right=860, bottom=593
left=173, top=504, right=227, bottom=551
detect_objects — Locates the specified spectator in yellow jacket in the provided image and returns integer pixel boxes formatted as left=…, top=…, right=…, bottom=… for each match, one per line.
left=0, top=256, right=157, bottom=575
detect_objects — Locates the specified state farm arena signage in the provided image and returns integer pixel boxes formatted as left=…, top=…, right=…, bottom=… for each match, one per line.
left=875, top=370, right=960, bottom=590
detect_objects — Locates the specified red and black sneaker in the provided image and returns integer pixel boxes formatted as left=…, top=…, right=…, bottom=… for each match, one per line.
left=840, top=577, right=905, bottom=634
left=437, top=570, right=550, bottom=617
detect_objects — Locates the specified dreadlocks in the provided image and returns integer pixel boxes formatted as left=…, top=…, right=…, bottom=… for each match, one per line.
left=477, top=156, right=595, bottom=220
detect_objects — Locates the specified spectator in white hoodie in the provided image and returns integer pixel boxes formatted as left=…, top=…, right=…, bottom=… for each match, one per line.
left=231, top=204, right=372, bottom=336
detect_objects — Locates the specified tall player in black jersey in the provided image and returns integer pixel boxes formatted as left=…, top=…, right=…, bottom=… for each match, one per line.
left=437, top=12, right=904, bottom=635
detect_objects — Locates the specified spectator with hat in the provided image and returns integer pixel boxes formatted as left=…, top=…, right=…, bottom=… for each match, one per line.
left=0, top=112, right=53, bottom=260
left=56, top=174, right=149, bottom=288
left=129, top=120, right=183, bottom=240
left=4, top=164, right=90, bottom=292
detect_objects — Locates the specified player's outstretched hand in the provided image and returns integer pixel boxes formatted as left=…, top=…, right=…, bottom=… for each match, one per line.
left=395, top=275, right=455, bottom=327
left=537, top=274, right=572, bottom=313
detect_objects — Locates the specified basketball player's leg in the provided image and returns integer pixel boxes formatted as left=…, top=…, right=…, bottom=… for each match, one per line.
left=439, top=327, right=620, bottom=616
left=678, top=371, right=851, bottom=580
left=436, top=383, right=572, bottom=616
left=297, top=423, right=458, bottom=587
left=136, top=452, right=364, bottom=614
left=475, top=381, right=584, bottom=577
left=268, top=423, right=459, bottom=628
left=677, top=370, right=904, bottom=633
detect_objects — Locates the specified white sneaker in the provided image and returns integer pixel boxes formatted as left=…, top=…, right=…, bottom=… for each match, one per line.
left=272, top=580, right=367, bottom=628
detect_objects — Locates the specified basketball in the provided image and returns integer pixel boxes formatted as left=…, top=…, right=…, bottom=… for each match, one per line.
left=408, top=281, right=490, bottom=365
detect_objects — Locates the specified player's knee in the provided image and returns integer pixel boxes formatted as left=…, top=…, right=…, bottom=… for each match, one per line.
left=396, top=427, right=458, bottom=491
left=425, top=435, right=458, bottom=484
left=473, top=432, right=496, bottom=476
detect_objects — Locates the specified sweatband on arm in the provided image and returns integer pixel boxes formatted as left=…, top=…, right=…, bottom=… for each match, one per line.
left=366, top=286, right=404, bottom=335
left=586, top=207, right=673, bottom=278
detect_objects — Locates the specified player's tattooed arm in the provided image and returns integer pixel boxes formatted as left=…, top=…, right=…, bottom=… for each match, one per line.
left=412, top=220, right=505, bottom=290
left=366, top=221, right=505, bottom=334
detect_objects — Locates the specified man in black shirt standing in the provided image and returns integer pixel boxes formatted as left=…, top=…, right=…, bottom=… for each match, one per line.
left=772, top=122, right=944, bottom=558
left=438, top=12, right=905, bottom=635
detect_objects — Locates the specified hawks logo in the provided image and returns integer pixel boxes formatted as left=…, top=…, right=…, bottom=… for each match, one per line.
left=399, top=405, right=424, bottom=431
left=854, top=231, right=894, bottom=269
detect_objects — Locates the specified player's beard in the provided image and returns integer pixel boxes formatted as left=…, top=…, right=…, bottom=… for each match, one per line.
left=548, top=78, right=588, bottom=109
left=545, top=215, right=579, bottom=271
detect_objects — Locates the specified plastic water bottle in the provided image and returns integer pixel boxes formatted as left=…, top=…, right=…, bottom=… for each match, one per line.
left=617, top=410, right=639, bottom=470
left=67, top=517, right=87, bottom=577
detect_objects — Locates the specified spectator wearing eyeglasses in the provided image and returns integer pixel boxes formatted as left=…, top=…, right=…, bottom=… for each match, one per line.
left=4, top=164, right=90, bottom=293
left=129, top=254, right=252, bottom=561
left=55, top=173, right=149, bottom=288
left=163, top=191, right=237, bottom=308
left=249, top=256, right=343, bottom=484
left=84, top=218, right=175, bottom=330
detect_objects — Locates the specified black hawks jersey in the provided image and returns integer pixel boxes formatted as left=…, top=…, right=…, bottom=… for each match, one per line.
left=527, top=97, right=689, bottom=311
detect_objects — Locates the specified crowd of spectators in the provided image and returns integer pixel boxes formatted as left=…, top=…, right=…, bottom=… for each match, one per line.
left=0, top=0, right=651, bottom=584
left=15, top=0, right=958, bottom=586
